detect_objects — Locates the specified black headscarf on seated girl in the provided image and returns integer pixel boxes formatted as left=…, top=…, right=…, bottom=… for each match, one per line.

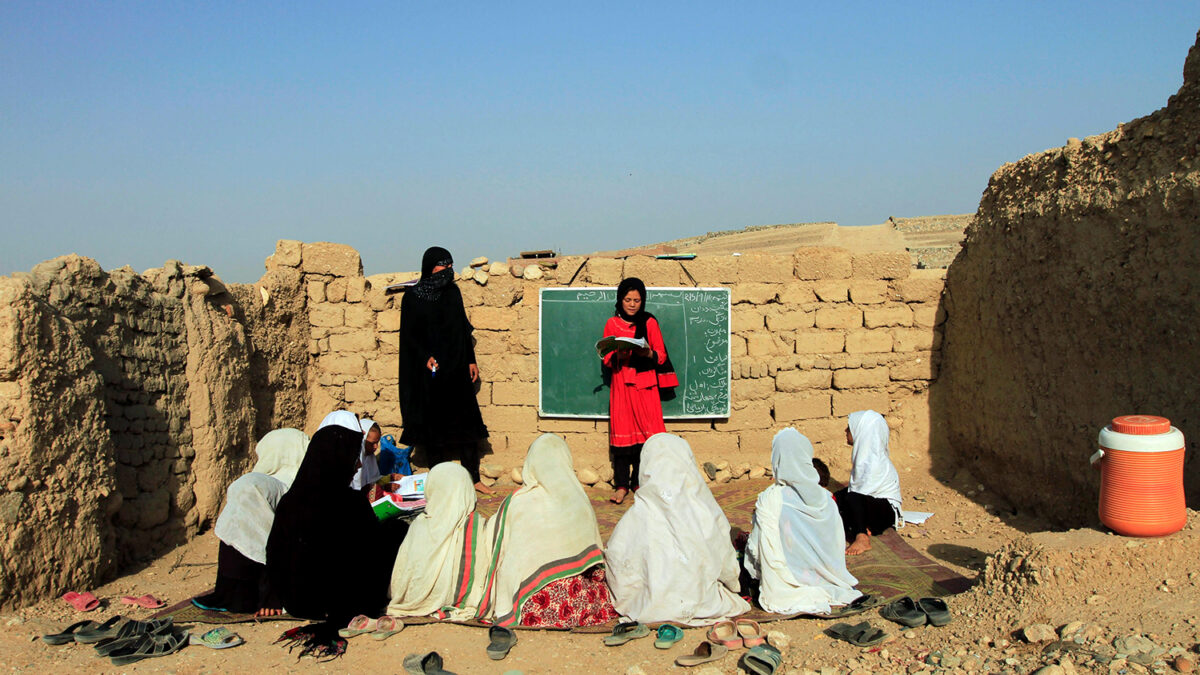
left=266, top=424, right=387, bottom=625
left=614, top=277, right=677, bottom=387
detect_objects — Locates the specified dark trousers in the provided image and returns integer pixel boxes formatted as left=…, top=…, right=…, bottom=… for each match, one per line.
left=611, top=444, right=643, bottom=490
left=834, top=488, right=896, bottom=541
left=424, top=442, right=482, bottom=483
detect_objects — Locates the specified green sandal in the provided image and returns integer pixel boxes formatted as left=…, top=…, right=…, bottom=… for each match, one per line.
left=742, top=643, right=783, bottom=675
left=654, top=624, right=684, bottom=649
left=189, top=626, right=244, bottom=649
left=604, top=621, right=650, bottom=646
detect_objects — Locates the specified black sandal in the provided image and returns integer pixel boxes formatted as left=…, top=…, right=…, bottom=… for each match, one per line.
left=826, top=621, right=889, bottom=647
left=879, top=596, right=927, bottom=627
left=41, top=620, right=101, bottom=645
left=108, top=628, right=189, bottom=666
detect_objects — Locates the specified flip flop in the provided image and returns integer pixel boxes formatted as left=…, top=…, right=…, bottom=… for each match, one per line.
left=879, top=596, right=927, bottom=628
left=189, top=626, right=245, bottom=649
left=917, top=597, right=952, bottom=627
left=826, top=621, right=889, bottom=647
left=41, top=620, right=101, bottom=645
left=654, top=623, right=684, bottom=649
left=371, top=615, right=405, bottom=641
left=604, top=621, right=650, bottom=646
left=338, top=614, right=378, bottom=638
left=62, top=591, right=100, bottom=612
left=741, top=643, right=783, bottom=675
left=119, top=594, right=165, bottom=609
left=486, top=625, right=517, bottom=660
left=675, top=641, right=728, bottom=667
left=826, top=593, right=882, bottom=618
left=403, top=651, right=456, bottom=674
left=73, top=615, right=131, bottom=644
left=736, top=619, right=766, bottom=647
left=108, top=628, right=190, bottom=666
left=705, top=620, right=742, bottom=649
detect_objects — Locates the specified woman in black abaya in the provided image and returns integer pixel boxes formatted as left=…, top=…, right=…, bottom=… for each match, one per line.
left=398, top=247, right=491, bottom=493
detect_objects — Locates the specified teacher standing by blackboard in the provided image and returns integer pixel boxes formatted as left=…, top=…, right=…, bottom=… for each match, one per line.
left=398, top=246, right=492, bottom=494
left=600, top=278, right=678, bottom=504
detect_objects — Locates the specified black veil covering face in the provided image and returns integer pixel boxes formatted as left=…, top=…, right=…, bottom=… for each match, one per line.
left=265, top=425, right=388, bottom=624
left=397, top=247, right=488, bottom=449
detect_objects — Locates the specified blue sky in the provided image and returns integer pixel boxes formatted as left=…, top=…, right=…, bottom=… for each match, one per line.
left=2, top=2, right=1198, bottom=281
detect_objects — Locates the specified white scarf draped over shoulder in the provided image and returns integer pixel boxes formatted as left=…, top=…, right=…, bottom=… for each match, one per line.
left=744, top=428, right=860, bottom=614
left=605, top=433, right=749, bottom=626
left=848, top=410, right=903, bottom=522
left=387, top=462, right=492, bottom=620
left=213, top=428, right=310, bottom=565
left=477, top=434, right=606, bottom=627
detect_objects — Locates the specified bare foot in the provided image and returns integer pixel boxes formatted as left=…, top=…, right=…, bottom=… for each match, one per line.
left=610, top=488, right=629, bottom=504
left=846, top=533, right=872, bottom=556
left=474, top=481, right=494, bottom=495
left=255, top=607, right=282, bottom=618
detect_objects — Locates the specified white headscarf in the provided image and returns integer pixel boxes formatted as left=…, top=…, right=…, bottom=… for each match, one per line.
left=479, top=434, right=606, bottom=627
left=318, top=410, right=362, bottom=433
left=605, top=433, right=750, bottom=626
left=250, top=428, right=310, bottom=489
left=848, top=410, right=903, bottom=522
left=213, top=428, right=311, bottom=564
left=350, top=418, right=383, bottom=490
left=387, top=463, right=493, bottom=620
left=744, top=428, right=860, bottom=614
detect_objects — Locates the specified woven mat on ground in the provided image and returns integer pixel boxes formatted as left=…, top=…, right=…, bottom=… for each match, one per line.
left=153, top=599, right=295, bottom=624
left=163, top=479, right=971, bottom=629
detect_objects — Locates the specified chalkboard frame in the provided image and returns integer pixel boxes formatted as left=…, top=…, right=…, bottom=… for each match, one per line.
left=538, top=286, right=732, bottom=419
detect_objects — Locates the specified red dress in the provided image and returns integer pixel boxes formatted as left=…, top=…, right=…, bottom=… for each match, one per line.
left=518, top=566, right=619, bottom=628
left=602, top=316, right=668, bottom=447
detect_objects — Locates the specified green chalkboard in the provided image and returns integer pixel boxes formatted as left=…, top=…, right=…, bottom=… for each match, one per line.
left=539, top=287, right=731, bottom=418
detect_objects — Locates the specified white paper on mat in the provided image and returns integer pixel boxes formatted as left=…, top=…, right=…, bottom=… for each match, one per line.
left=902, top=510, right=933, bottom=525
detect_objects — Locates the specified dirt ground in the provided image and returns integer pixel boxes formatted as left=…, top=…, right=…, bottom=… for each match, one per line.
left=1, top=464, right=1196, bottom=675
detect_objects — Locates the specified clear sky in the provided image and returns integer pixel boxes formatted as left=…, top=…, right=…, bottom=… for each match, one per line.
left=2, top=2, right=1198, bottom=282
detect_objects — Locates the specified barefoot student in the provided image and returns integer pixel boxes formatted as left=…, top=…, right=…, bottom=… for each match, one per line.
left=398, top=246, right=491, bottom=494
left=599, top=277, right=677, bottom=504
left=836, top=410, right=903, bottom=556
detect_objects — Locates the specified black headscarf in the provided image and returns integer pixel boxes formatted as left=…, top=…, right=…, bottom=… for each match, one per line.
left=613, top=277, right=677, bottom=386
left=412, top=246, right=456, bottom=301
left=266, top=425, right=386, bottom=623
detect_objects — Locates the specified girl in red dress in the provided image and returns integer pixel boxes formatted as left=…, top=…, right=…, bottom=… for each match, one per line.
left=600, top=278, right=677, bottom=504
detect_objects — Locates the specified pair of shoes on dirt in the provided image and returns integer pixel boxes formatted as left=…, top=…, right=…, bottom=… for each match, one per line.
left=879, top=596, right=952, bottom=628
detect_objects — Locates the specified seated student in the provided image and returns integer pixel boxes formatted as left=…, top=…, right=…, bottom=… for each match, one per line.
left=605, top=433, right=750, bottom=626
left=476, top=434, right=617, bottom=628
left=351, top=417, right=383, bottom=490
left=266, top=411, right=392, bottom=627
left=195, top=428, right=309, bottom=616
left=744, top=428, right=860, bottom=614
left=386, top=462, right=492, bottom=620
left=836, top=410, right=903, bottom=555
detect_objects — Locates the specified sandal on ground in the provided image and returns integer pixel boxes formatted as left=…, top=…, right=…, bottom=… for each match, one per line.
left=705, top=620, right=742, bottom=649
left=675, top=641, right=728, bottom=667
left=370, top=615, right=405, bottom=641
left=917, top=597, right=952, bottom=626
left=826, top=621, right=889, bottom=647
left=338, top=614, right=378, bottom=638
left=403, top=651, right=456, bottom=674
left=108, top=628, right=190, bottom=666
left=653, top=623, right=684, bottom=649
left=62, top=591, right=100, bottom=612
left=119, top=594, right=166, bottom=609
left=603, top=621, right=650, bottom=646
left=73, top=615, right=131, bottom=644
left=827, top=593, right=881, bottom=618
left=94, top=618, right=175, bottom=656
left=741, top=643, right=783, bottom=675
left=735, top=618, right=766, bottom=647
left=189, top=626, right=244, bottom=649
left=879, top=596, right=927, bottom=628
left=486, top=625, right=517, bottom=660
left=41, top=620, right=101, bottom=645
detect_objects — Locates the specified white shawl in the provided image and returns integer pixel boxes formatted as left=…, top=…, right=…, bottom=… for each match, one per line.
left=318, top=410, right=362, bottom=434
left=387, top=463, right=492, bottom=620
left=479, top=434, right=606, bottom=627
left=848, top=410, right=903, bottom=524
left=213, top=428, right=310, bottom=564
left=605, top=433, right=750, bottom=626
left=744, top=428, right=860, bottom=614
left=350, top=418, right=383, bottom=490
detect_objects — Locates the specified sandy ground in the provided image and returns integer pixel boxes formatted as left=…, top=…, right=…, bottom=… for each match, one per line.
left=2, top=462, right=1197, bottom=675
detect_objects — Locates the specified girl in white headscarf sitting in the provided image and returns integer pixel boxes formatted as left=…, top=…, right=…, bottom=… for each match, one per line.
left=744, top=428, right=860, bottom=614
left=476, top=434, right=618, bottom=628
left=195, top=428, right=309, bottom=616
left=351, top=418, right=384, bottom=490
left=836, top=410, right=903, bottom=555
left=605, top=433, right=750, bottom=626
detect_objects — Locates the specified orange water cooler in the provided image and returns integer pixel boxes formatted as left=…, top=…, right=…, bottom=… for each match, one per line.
left=1090, top=415, right=1187, bottom=537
